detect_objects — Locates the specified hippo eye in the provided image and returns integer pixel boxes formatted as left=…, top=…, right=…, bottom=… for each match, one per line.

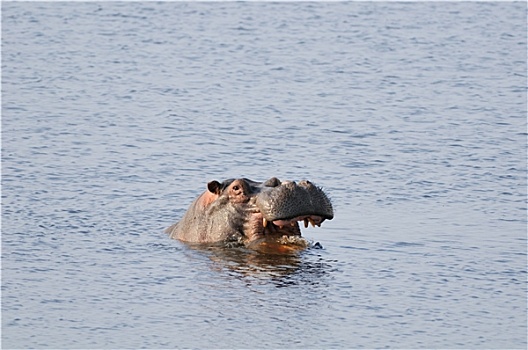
left=232, top=185, right=240, bottom=191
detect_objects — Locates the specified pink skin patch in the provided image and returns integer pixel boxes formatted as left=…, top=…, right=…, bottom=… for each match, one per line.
left=197, top=191, right=219, bottom=208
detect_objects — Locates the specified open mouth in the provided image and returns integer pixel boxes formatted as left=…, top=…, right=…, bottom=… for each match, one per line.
left=245, top=212, right=315, bottom=253
left=264, top=215, right=327, bottom=229
left=253, top=212, right=302, bottom=237
left=245, top=210, right=330, bottom=242
left=242, top=204, right=332, bottom=253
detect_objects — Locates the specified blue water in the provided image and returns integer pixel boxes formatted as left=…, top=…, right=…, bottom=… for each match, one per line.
left=2, top=1, right=526, bottom=349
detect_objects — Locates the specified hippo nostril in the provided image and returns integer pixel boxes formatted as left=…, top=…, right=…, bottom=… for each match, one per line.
left=298, top=180, right=313, bottom=188
left=264, top=177, right=281, bottom=187
left=281, top=180, right=296, bottom=188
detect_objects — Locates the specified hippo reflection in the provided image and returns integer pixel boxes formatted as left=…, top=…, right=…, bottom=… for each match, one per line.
left=166, top=177, right=333, bottom=252
left=195, top=245, right=332, bottom=286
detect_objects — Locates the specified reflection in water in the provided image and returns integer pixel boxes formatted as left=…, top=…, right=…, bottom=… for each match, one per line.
left=185, top=243, right=334, bottom=288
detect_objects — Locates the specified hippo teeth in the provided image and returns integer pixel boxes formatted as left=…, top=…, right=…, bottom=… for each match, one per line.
left=304, top=218, right=321, bottom=228
left=262, top=217, right=268, bottom=228
left=272, top=215, right=323, bottom=229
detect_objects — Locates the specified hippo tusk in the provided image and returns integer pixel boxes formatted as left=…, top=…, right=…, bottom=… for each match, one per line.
left=304, top=218, right=309, bottom=228
left=262, top=218, right=268, bottom=228
left=308, top=217, right=316, bottom=228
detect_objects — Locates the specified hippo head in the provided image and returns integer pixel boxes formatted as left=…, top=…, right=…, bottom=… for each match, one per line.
left=166, top=177, right=333, bottom=252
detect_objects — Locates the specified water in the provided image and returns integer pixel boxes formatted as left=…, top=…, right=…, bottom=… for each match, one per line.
left=2, top=1, right=526, bottom=349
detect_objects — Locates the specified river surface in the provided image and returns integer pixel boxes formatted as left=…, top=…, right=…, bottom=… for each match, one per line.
left=2, top=2, right=526, bottom=349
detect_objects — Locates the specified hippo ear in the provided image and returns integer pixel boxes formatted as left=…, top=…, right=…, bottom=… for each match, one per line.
left=207, top=180, right=222, bottom=195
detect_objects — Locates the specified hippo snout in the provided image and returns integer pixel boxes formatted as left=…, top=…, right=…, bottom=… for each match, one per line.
left=255, top=180, right=334, bottom=225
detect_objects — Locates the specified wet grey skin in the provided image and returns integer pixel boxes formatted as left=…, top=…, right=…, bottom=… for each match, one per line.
left=165, top=177, right=333, bottom=247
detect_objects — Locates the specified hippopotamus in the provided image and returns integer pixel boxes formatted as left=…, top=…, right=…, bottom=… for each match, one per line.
left=166, top=177, right=333, bottom=252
